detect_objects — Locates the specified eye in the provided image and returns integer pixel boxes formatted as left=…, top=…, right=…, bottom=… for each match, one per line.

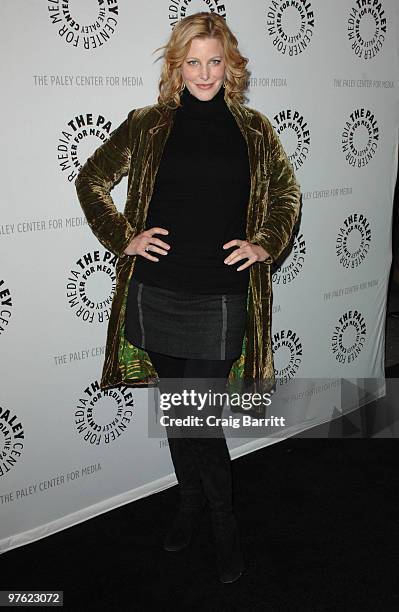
left=211, top=59, right=222, bottom=65
left=187, top=60, right=199, bottom=66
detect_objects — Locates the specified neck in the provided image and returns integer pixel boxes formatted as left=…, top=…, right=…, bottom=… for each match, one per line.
left=180, top=85, right=228, bottom=119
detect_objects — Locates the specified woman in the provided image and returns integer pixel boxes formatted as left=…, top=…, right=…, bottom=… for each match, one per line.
left=75, top=12, right=300, bottom=584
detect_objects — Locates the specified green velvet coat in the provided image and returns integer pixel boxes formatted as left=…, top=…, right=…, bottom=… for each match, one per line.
left=75, top=93, right=301, bottom=411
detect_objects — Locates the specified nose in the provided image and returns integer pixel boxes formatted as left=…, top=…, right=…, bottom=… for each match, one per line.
left=199, top=64, right=210, bottom=81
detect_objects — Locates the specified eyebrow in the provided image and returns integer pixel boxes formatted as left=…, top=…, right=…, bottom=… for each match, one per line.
left=186, top=55, right=223, bottom=60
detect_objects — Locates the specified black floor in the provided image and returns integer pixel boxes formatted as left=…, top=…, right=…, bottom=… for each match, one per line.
left=2, top=437, right=398, bottom=611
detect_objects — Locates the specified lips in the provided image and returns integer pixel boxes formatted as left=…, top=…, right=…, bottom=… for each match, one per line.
left=196, top=83, right=214, bottom=89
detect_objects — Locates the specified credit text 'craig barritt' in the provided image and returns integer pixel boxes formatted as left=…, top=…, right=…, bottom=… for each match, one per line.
left=160, top=415, right=286, bottom=429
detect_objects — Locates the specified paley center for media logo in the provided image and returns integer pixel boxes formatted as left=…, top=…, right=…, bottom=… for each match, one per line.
left=331, top=310, right=367, bottom=364
left=341, top=108, right=379, bottom=168
left=272, top=327, right=303, bottom=384
left=74, top=381, right=134, bottom=445
left=336, top=213, right=372, bottom=269
left=58, top=113, right=113, bottom=183
left=0, top=278, right=13, bottom=336
left=168, top=0, right=227, bottom=28
left=266, top=0, right=315, bottom=56
left=48, top=0, right=119, bottom=50
left=273, top=109, right=311, bottom=171
left=66, top=250, right=117, bottom=324
left=347, top=0, right=387, bottom=59
left=0, top=404, right=25, bottom=478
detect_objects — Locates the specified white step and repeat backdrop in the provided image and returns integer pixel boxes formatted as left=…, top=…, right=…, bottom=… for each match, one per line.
left=1, top=1, right=398, bottom=553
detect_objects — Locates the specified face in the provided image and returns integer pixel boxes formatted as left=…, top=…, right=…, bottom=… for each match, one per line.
left=181, top=37, right=226, bottom=101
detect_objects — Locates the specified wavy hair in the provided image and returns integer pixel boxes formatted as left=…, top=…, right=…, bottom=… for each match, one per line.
left=154, top=12, right=249, bottom=108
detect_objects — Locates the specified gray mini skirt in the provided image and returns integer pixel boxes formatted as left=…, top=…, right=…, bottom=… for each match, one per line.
left=124, top=276, right=248, bottom=360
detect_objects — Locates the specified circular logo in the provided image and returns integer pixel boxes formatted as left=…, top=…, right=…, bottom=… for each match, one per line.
left=266, top=0, right=315, bottom=56
left=341, top=108, right=379, bottom=168
left=66, top=250, right=117, bottom=324
left=0, top=278, right=13, bottom=337
left=336, top=213, right=371, bottom=269
left=48, top=0, right=119, bottom=50
left=0, top=405, right=24, bottom=478
left=168, top=0, right=227, bottom=27
left=331, top=310, right=367, bottom=364
left=273, top=109, right=311, bottom=171
left=75, top=381, right=134, bottom=445
left=272, top=233, right=306, bottom=285
left=347, top=0, right=387, bottom=59
left=272, top=328, right=303, bottom=384
left=57, top=113, right=113, bottom=183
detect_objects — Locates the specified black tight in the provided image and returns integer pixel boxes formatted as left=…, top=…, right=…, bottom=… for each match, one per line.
left=147, top=349, right=235, bottom=437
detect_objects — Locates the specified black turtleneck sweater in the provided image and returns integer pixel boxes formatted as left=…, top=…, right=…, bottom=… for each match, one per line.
left=131, top=85, right=251, bottom=294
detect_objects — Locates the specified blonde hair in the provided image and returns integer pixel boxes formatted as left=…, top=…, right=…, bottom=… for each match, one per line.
left=155, top=12, right=249, bottom=108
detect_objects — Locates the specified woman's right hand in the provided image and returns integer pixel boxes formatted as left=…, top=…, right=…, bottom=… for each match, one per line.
left=123, top=227, right=170, bottom=262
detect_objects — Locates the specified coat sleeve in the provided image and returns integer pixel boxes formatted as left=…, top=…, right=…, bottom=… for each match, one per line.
left=74, top=110, right=136, bottom=257
left=252, top=117, right=301, bottom=264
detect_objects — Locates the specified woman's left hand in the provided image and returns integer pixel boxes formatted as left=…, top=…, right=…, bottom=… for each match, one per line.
left=222, top=240, right=270, bottom=271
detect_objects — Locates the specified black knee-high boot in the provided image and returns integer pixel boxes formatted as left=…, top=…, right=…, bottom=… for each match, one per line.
left=187, top=435, right=244, bottom=583
left=153, top=371, right=206, bottom=552
left=163, top=433, right=207, bottom=551
left=148, top=351, right=206, bottom=551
